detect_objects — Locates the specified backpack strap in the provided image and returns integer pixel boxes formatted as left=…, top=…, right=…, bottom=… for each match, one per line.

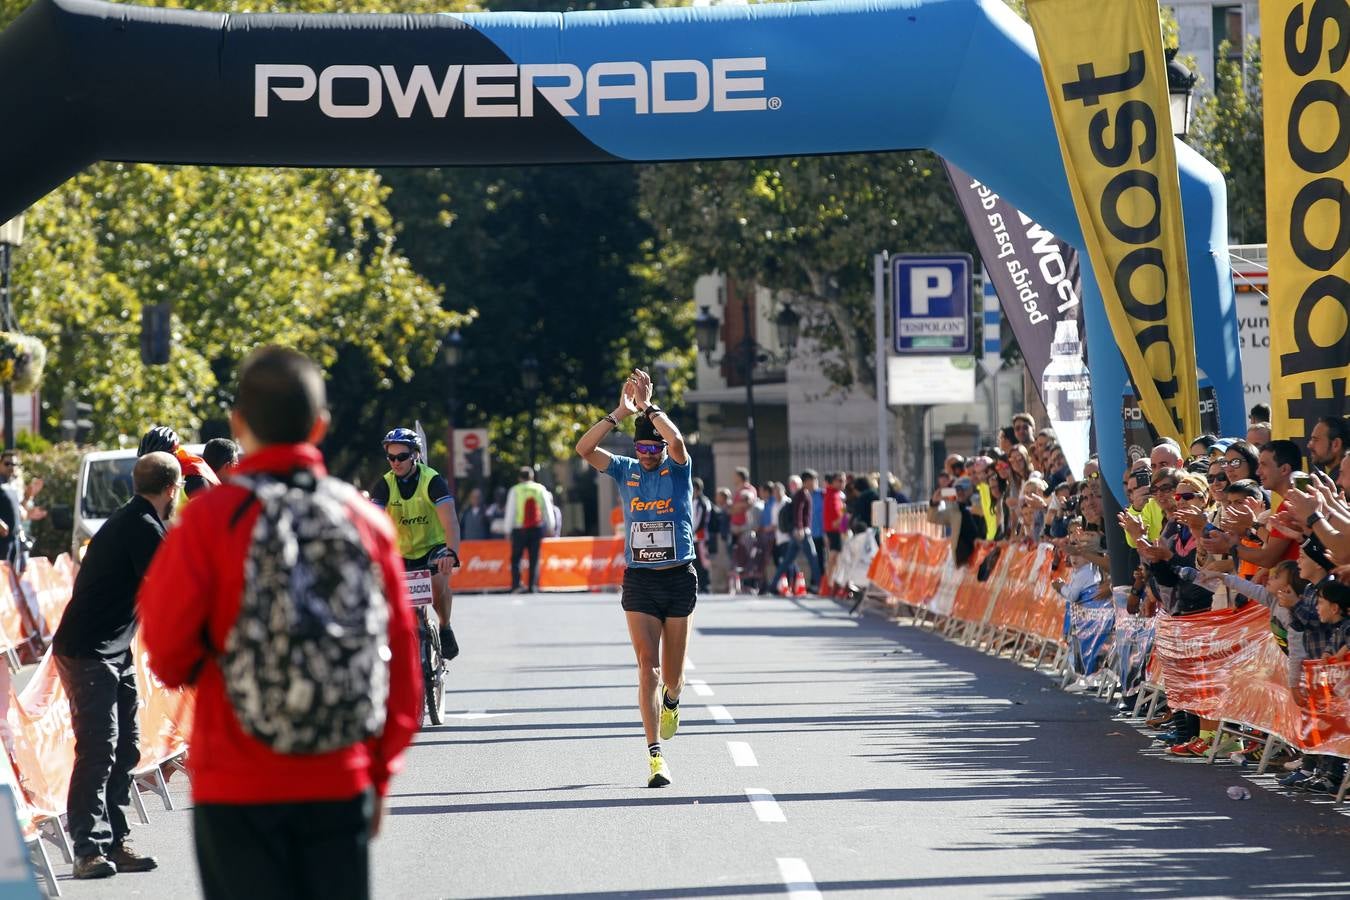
left=227, top=469, right=322, bottom=530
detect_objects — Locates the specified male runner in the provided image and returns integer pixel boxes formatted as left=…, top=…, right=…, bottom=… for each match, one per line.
left=371, top=428, right=461, bottom=659
left=575, top=369, right=695, bottom=788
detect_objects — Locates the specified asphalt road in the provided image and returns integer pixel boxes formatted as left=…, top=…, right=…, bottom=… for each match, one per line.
left=51, top=591, right=1350, bottom=899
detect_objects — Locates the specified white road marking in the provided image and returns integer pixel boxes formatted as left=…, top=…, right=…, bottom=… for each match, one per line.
left=684, top=658, right=697, bottom=671
left=727, top=741, right=758, bottom=767
left=745, top=789, right=786, bottom=823
left=689, top=679, right=714, bottom=697
left=707, top=705, right=735, bottom=724
left=776, top=858, right=821, bottom=899
left=511, top=598, right=525, bottom=606
left=443, top=711, right=513, bottom=720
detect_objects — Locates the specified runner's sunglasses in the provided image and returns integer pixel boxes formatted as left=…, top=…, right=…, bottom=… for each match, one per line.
left=634, top=441, right=666, bottom=455
left=386, top=451, right=415, bottom=463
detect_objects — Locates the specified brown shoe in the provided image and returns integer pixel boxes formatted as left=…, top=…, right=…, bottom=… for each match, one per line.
left=73, top=854, right=117, bottom=879
left=108, top=842, right=158, bottom=873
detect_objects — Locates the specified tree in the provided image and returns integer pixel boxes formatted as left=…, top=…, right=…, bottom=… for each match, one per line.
left=1190, top=39, right=1265, bottom=244
left=639, top=153, right=975, bottom=490
left=0, top=0, right=464, bottom=479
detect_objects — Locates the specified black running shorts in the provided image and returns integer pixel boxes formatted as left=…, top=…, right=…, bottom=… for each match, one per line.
left=620, top=563, right=698, bottom=621
left=403, top=545, right=448, bottom=573
left=826, top=532, right=843, bottom=553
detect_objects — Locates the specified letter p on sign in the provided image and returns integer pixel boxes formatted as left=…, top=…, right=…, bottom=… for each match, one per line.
left=909, top=267, right=952, bottom=315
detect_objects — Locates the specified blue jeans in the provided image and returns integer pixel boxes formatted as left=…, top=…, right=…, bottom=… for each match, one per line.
left=773, top=534, right=821, bottom=588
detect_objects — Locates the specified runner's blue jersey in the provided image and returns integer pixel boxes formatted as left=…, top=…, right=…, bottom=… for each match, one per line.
left=605, top=454, right=696, bottom=569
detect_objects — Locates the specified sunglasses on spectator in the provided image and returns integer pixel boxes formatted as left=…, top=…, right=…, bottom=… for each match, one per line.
left=1211, top=473, right=1228, bottom=484
left=1174, top=491, right=1201, bottom=502
left=386, top=451, right=414, bottom=463
left=1222, top=458, right=1245, bottom=469
left=634, top=441, right=666, bottom=455
left=1150, top=482, right=1178, bottom=494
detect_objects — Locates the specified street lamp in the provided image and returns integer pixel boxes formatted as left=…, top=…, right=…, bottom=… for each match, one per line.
left=694, top=296, right=800, bottom=485
left=442, top=329, right=464, bottom=495
left=0, top=216, right=25, bottom=450
left=1165, top=48, right=1197, bottom=139
left=521, top=354, right=540, bottom=468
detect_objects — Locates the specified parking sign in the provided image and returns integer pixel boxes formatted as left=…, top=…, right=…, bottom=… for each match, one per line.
left=892, top=254, right=973, bottom=355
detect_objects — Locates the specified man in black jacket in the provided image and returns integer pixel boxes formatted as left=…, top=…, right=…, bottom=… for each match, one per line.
left=51, top=452, right=181, bottom=880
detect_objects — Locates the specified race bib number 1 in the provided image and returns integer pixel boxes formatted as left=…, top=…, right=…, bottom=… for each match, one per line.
left=405, top=569, right=435, bottom=606
left=630, top=520, right=675, bottom=563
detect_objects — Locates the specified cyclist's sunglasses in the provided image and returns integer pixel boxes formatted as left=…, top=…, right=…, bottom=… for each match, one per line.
left=634, top=441, right=666, bottom=455
left=386, top=451, right=415, bottom=463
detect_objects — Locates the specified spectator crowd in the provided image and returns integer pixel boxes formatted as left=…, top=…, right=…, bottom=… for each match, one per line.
left=687, top=466, right=903, bottom=599
left=910, top=401, right=1350, bottom=795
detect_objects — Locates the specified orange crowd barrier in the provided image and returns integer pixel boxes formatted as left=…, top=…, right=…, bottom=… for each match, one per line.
left=0, top=564, right=36, bottom=659
left=7, top=652, right=75, bottom=818
left=1218, top=654, right=1350, bottom=759
left=131, top=636, right=194, bottom=769
left=866, top=533, right=1070, bottom=643
left=20, top=555, right=74, bottom=639
left=454, top=537, right=626, bottom=592
left=1152, top=603, right=1284, bottom=719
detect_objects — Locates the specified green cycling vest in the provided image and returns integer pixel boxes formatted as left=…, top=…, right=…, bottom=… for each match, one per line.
left=383, top=463, right=446, bottom=560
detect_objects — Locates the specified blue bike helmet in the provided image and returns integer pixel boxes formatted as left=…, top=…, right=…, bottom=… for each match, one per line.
left=382, top=427, right=420, bottom=451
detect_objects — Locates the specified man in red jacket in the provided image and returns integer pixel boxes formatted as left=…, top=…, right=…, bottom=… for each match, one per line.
left=138, top=347, right=421, bottom=900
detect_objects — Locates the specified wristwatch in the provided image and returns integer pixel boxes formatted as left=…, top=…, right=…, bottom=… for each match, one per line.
left=1307, top=511, right=1326, bottom=528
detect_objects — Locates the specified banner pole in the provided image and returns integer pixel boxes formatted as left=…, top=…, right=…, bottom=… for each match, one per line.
left=875, top=252, right=890, bottom=526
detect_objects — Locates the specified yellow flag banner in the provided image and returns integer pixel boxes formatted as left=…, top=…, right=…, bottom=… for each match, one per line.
left=1026, top=0, right=1201, bottom=445
left=1262, top=0, right=1350, bottom=441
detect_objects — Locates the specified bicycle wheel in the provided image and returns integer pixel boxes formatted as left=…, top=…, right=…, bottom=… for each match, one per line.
left=424, top=619, right=444, bottom=726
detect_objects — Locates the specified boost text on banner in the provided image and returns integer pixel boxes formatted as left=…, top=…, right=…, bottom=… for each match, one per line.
left=1026, top=0, right=1201, bottom=446
left=1260, top=0, right=1350, bottom=441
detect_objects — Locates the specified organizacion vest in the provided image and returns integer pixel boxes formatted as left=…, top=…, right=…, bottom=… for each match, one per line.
left=382, top=463, right=446, bottom=559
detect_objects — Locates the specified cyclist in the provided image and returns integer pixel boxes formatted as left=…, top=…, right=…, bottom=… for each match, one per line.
left=575, top=368, right=695, bottom=788
left=370, top=428, right=461, bottom=660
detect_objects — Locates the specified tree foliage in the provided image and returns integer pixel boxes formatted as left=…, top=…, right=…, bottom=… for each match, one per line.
left=1190, top=39, right=1265, bottom=244
left=0, top=0, right=466, bottom=479
left=639, top=152, right=974, bottom=489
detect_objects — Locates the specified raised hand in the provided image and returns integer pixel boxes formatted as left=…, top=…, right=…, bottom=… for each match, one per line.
left=616, top=377, right=639, bottom=418
left=631, top=368, right=654, bottom=407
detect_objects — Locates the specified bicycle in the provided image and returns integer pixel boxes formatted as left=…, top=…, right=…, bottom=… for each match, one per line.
left=405, top=548, right=453, bottom=726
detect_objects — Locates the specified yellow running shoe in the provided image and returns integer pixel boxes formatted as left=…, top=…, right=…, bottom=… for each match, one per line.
left=648, top=754, right=672, bottom=788
left=659, top=698, right=680, bottom=741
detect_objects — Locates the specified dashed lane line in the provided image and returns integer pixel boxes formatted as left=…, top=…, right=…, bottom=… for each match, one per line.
left=689, top=679, right=714, bottom=697
left=727, top=741, right=758, bottom=767
left=707, top=705, right=735, bottom=724
left=745, top=789, right=786, bottom=823
left=776, top=858, right=822, bottom=899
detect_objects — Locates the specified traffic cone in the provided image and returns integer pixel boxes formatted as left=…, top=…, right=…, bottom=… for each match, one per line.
left=793, top=572, right=807, bottom=596
left=775, top=574, right=790, bottom=596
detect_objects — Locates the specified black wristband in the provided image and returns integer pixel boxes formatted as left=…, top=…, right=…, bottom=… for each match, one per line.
left=644, top=404, right=664, bottom=419
left=601, top=414, right=619, bottom=427
left=1307, top=512, right=1325, bottom=528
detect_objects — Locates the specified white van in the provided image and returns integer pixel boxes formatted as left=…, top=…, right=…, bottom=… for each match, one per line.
left=72, top=445, right=203, bottom=559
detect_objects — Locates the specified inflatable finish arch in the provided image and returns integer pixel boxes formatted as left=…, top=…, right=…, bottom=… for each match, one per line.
left=0, top=0, right=1244, bottom=499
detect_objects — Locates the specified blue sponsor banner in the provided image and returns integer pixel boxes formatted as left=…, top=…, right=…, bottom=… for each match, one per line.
left=892, top=254, right=973, bottom=356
